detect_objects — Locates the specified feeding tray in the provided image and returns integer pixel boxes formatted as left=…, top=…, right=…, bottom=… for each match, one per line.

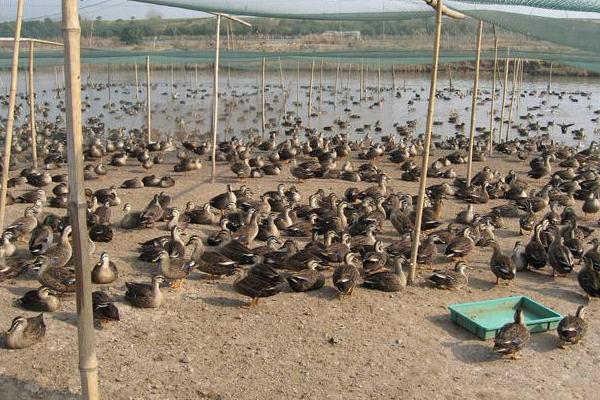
left=448, top=296, right=562, bottom=340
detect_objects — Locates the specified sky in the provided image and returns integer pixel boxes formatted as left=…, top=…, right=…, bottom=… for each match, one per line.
left=0, top=0, right=208, bottom=22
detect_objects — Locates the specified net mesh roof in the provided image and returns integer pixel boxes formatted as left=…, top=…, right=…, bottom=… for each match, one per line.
left=135, top=0, right=600, bottom=53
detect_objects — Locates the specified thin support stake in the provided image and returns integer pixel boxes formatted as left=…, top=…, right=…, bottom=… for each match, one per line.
left=28, top=41, right=38, bottom=170
left=498, top=51, right=510, bottom=144
left=407, top=0, right=444, bottom=284
left=0, top=0, right=24, bottom=232
left=466, top=21, right=483, bottom=186
left=62, top=1, right=99, bottom=398
left=308, top=59, right=315, bottom=120
left=489, top=30, right=498, bottom=156
left=134, top=62, right=139, bottom=101
left=211, top=14, right=222, bottom=183
left=334, top=61, right=340, bottom=109
left=146, top=55, right=151, bottom=143
left=261, top=57, right=266, bottom=137
left=505, top=58, right=520, bottom=142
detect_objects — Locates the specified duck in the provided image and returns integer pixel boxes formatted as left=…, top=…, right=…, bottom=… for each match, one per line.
left=332, top=253, right=362, bottom=298
left=4, top=314, right=46, bottom=349
left=548, top=227, right=575, bottom=277
left=218, top=239, right=256, bottom=265
left=582, top=191, right=600, bottom=218
left=28, top=216, right=56, bottom=255
left=427, top=261, right=469, bottom=290
left=125, top=275, right=166, bottom=308
left=445, top=228, right=475, bottom=260
left=92, top=291, right=120, bottom=323
left=417, top=234, right=442, bottom=268
left=233, top=262, right=286, bottom=307
left=121, top=177, right=144, bottom=189
left=493, top=307, right=530, bottom=359
left=16, top=189, right=47, bottom=204
left=210, top=184, right=237, bottom=214
left=16, top=287, right=61, bottom=312
left=487, top=240, right=517, bottom=285
left=287, top=260, right=326, bottom=292
left=232, top=210, right=261, bottom=246
left=455, top=204, right=474, bottom=225
left=525, top=221, right=548, bottom=270
left=285, top=214, right=317, bottom=237
left=511, top=241, right=528, bottom=272
left=257, top=214, right=280, bottom=242
left=120, top=203, right=141, bottom=229
left=362, top=257, right=406, bottom=292
left=140, top=194, right=164, bottom=228
left=153, top=250, right=195, bottom=288
left=186, top=203, right=219, bottom=225
left=362, top=240, right=389, bottom=273
left=577, top=257, right=600, bottom=299
left=195, top=249, right=238, bottom=279
left=89, top=223, right=113, bottom=243
left=557, top=305, right=587, bottom=348
left=31, top=255, right=75, bottom=294
left=166, top=208, right=190, bottom=231
left=3, top=207, right=38, bottom=241
left=0, top=232, right=16, bottom=257
left=91, top=252, right=118, bottom=284
left=584, top=238, right=600, bottom=270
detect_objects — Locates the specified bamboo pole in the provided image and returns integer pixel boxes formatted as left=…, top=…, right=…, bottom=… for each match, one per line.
left=211, top=14, right=222, bottom=183
left=377, top=61, right=381, bottom=97
left=296, top=60, right=300, bottom=106
left=134, top=62, right=139, bottom=100
left=334, top=61, right=340, bottom=109
left=62, top=1, right=99, bottom=398
left=488, top=29, right=498, bottom=156
left=318, top=60, right=323, bottom=114
left=392, top=64, right=396, bottom=92
left=407, top=0, right=444, bottom=284
left=278, top=57, right=287, bottom=115
left=360, top=62, right=364, bottom=100
left=195, top=63, right=198, bottom=88
left=498, top=51, right=510, bottom=144
left=170, top=63, right=174, bottom=97
left=547, top=62, right=553, bottom=92
left=0, top=0, right=24, bottom=233
left=365, top=63, right=369, bottom=96
left=466, top=21, right=483, bottom=186
left=505, top=58, right=520, bottom=142
left=515, top=59, right=524, bottom=113
left=28, top=41, right=38, bottom=170
left=308, top=59, right=315, bottom=119
left=261, top=57, right=266, bottom=137
left=146, top=55, right=152, bottom=143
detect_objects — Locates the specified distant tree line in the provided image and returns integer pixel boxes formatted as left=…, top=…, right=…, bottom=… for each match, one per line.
left=0, top=16, right=495, bottom=44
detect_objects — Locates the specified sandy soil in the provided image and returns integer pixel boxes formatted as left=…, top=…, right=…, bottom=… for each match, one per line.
left=0, top=149, right=598, bottom=400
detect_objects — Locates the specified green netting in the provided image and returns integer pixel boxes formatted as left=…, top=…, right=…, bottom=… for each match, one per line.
left=1, top=48, right=599, bottom=72
left=135, top=0, right=600, bottom=54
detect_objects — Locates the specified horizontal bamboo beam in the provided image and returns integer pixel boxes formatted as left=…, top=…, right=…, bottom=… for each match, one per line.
left=0, top=37, right=64, bottom=46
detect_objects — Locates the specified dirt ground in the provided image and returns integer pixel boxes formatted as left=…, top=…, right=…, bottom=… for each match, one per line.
left=0, top=149, right=598, bottom=400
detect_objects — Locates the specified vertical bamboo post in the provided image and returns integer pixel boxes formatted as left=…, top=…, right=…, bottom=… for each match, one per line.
left=407, top=0, right=444, bottom=284
left=547, top=62, right=553, bottom=92
left=278, top=57, right=287, bottom=116
left=308, top=59, right=315, bottom=119
left=0, top=0, right=24, bottom=232
left=134, top=62, right=139, bottom=100
left=318, top=60, right=323, bottom=114
left=28, top=41, right=38, bottom=170
left=466, top=21, right=483, bottom=186
left=334, top=61, right=340, bottom=109
left=170, top=63, right=174, bottom=97
left=195, top=63, right=198, bottom=88
left=515, top=59, right=524, bottom=113
left=261, top=57, right=266, bottom=137
left=146, top=55, right=151, bottom=143
left=489, top=29, right=498, bottom=156
left=505, top=58, right=519, bottom=142
left=54, top=65, right=59, bottom=92
left=392, top=64, right=396, bottom=92
left=365, top=63, right=369, bottom=96
left=360, top=62, right=364, bottom=100
left=377, top=61, right=381, bottom=97
left=296, top=60, right=300, bottom=106
left=62, top=1, right=99, bottom=398
left=211, top=14, right=222, bottom=183
left=498, top=51, right=510, bottom=144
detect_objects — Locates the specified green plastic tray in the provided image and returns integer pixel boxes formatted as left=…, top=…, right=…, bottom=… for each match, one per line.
left=448, top=296, right=562, bottom=340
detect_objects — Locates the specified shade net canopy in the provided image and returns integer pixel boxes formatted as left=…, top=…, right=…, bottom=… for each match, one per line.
left=133, top=0, right=600, bottom=53
left=1, top=48, right=599, bottom=73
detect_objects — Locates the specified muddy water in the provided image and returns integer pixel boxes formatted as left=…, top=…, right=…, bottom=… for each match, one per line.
left=1, top=68, right=598, bottom=145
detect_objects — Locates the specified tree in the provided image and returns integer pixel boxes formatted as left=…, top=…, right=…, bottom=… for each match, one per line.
left=119, top=26, right=143, bottom=45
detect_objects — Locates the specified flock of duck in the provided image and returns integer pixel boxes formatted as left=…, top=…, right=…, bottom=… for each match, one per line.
left=1, top=74, right=599, bottom=361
